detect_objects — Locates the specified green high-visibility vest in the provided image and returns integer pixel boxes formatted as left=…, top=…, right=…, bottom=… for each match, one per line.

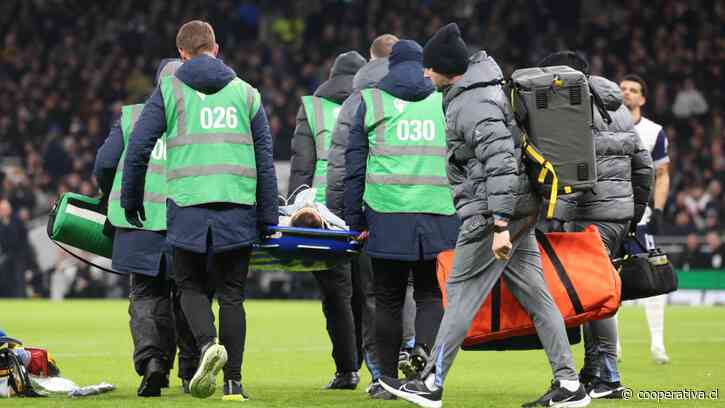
left=301, top=96, right=341, bottom=203
left=159, top=76, right=260, bottom=207
left=107, top=104, right=168, bottom=230
left=360, top=89, right=455, bottom=215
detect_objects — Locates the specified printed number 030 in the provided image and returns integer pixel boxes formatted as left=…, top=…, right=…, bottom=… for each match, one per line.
left=396, top=119, right=435, bottom=141
left=200, top=107, right=238, bottom=129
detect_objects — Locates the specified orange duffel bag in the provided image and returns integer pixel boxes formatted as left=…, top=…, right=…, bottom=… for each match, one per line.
left=437, top=225, right=621, bottom=348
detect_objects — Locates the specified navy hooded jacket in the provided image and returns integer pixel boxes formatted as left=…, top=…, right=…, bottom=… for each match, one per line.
left=344, top=40, right=460, bottom=261
left=121, top=55, right=278, bottom=254
left=93, top=59, right=180, bottom=276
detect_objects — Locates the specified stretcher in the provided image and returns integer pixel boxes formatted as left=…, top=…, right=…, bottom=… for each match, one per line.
left=47, top=193, right=361, bottom=273
left=251, top=226, right=361, bottom=272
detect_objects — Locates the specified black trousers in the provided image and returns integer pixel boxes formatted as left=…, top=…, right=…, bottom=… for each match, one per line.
left=129, top=266, right=198, bottom=379
left=173, top=245, right=251, bottom=382
left=351, top=254, right=380, bottom=379
left=371, top=258, right=443, bottom=378
left=313, top=263, right=357, bottom=373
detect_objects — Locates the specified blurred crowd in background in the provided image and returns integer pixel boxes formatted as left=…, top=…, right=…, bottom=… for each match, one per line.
left=1, top=0, right=724, bottom=298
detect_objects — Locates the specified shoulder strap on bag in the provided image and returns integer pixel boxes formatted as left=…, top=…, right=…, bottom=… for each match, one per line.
left=535, top=230, right=584, bottom=314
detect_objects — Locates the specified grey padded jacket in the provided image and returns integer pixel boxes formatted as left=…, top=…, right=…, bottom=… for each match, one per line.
left=556, top=75, right=654, bottom=223
left=443, top=51, right=538, bottom=222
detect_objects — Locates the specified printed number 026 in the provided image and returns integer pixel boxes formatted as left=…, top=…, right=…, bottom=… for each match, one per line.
left=396, top=119, right=435, bottom=141
left=200, top=107, right=238, bottom=129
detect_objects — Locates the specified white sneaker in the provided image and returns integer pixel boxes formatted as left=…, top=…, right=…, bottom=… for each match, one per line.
left=616, top=341, right=622, bottom=362
left=190, top=342, right=228, bottom=398
left=651, top=347, right=670, bottom=365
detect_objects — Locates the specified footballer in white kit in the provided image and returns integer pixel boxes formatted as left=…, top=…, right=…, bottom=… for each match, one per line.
left=620, top=74, right=671, bottom=364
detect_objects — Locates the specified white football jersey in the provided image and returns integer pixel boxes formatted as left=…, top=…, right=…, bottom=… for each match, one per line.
left=635, top=116, right=669, bottom=227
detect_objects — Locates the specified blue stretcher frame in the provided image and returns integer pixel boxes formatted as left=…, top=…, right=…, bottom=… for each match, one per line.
left=251, top=226, right=361, bottom=272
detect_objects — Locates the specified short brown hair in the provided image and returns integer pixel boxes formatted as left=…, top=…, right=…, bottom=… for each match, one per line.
left=370, top=34, right=399, bottom=59
left=290, top=208, right=323, bottom=229
left=621, top=74, right=648, bottom=98
left=176, top=20, right=216, bottom=56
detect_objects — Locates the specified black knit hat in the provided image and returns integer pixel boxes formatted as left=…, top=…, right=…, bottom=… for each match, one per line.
left=423, top=23, right=469, bottom=77
left=538, top=51, right=590, bottom=75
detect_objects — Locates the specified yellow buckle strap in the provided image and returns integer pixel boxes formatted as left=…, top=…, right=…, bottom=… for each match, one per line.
left=522, top=134, right=560, bottom=219
left=544, top=161, right=558, bottom=219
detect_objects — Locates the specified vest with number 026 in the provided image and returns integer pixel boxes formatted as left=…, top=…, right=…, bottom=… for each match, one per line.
left=301, top=96, right=340, bottom=203
left=159, top=76, right=259, bottom=207
left=107, top=104, right=168, bottom=230
left=360, top=89, right=455, bottom=215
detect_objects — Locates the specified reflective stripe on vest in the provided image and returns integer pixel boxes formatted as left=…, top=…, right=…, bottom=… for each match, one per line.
left=161, top=76, right=258, bottom=207
left=107, top=104, right=168, bottom=230
left=360, top=88, right=455, bottom=215
left=301, top=95, right=340, bottom=203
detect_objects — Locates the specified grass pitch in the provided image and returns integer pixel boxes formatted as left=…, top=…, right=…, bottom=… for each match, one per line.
left=3, top=300, right=723, bottom=407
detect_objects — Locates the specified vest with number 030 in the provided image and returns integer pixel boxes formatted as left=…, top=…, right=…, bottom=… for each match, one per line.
left=360, top=89, right=455, bottom=215
left=159, top=76, right=259, bottom=207
left=107, top=104, right=168, bottom=230
left=301, top=96, right=340, bottom=203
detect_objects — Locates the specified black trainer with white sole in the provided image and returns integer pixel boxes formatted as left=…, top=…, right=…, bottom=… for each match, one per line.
left=586, top=379, right=624, bottom=399
left=379, top=376, right=442, bottom=408
left=367, top=380, right=397, bottom=400
left=522, top=380, right=591, bottom=407
left=222, top=379, right=249, bottom=401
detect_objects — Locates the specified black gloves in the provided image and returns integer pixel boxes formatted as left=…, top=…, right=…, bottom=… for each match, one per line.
left=648, top=208, right=664, bottom=235
left=124, top=206, right=146, bottom=228
left=257, top=223, right=276, bottom=241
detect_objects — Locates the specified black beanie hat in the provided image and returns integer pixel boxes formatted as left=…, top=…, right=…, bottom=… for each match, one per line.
left=538, top=51, right=590, bottom=75
left=423, top=23, right=469, bottom=77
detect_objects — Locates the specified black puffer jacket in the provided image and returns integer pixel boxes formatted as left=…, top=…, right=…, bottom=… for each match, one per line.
left=288, top=51, right=366, bottom=198
left=325, top=58, right=389, bottom=215
left=557, top=75, right=654, bottom=223
left=443, top=51, right=538, bottom=222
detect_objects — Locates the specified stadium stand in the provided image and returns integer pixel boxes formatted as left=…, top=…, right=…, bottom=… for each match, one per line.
left=1, top=0, right=723, bottom=298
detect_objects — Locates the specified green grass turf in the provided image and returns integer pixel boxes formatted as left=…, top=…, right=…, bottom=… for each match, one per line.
left=2, top=300, right=723, bottom=407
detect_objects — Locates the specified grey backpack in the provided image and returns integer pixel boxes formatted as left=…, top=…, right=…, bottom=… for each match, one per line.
left=509, top=65, right=604, bottom=219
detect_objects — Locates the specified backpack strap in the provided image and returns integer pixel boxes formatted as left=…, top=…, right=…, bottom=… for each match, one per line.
left=521, top=133, right=567, bottom=219
left=589, top=84, right=613, bottom=125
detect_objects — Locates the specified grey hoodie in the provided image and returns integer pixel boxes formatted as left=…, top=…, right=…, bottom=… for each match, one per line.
left=443, top=51, right=538, bottom=222
left=325, top=58, right=389, bottom=215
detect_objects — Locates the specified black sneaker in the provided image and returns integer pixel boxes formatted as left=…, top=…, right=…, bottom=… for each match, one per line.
left=182, top=378, right=191, bottom=394
left=137, top=358, right=166, bottom=397
left=367, top=380, right=396, bottom=400
left=379, top=376, right=442, bottom=408
left=522, top=380, right=591, bottom=407
left=586, top=378, right=624, bottom=399
left=578, top=370, right=594, bottom=388
left=324, top=371, right=359, bottom=390
left=222, top=380, right=249, bottom=401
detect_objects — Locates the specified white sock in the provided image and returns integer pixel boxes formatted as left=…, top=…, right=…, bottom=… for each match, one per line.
left=614, top=312, right=622, bottom=355
left=644, top=294, right=667, bottom=351
left=424, top=373, right=439, bottom=391
left=559, top=379, right=580, bottom=392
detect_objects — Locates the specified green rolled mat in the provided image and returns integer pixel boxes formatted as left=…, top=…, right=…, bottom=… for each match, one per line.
left=48, top=193, right=114, bottom=259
